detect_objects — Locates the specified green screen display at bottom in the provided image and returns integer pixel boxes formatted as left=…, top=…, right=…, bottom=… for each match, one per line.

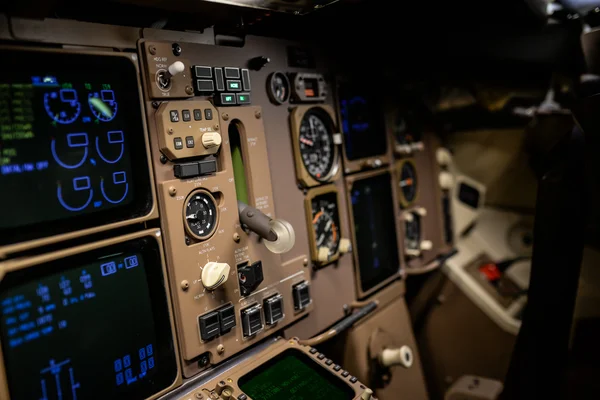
left=238, top=349, right=355, bottom=400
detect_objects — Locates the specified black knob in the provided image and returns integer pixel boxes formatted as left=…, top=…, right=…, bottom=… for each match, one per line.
left=248, top=56, right=271, bottom=71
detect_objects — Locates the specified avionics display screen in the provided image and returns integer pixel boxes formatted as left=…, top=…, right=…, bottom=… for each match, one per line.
left=0, top=237, right=177, bottom=399
left=339, top=85, right=387, bottom=161
left=350, top=172, right=400, bottom=292
left=0, top=49, right=152, bottom=245
left=238, top=350, right=355, bottom=400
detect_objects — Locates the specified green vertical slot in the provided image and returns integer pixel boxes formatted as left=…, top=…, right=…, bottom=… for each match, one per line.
left=229, top=121, right=249, bottom=204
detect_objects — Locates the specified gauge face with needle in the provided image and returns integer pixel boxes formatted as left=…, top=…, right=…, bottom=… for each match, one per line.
left=299, top=108, right=337, bottom=182
left=311, top=191, right=341, bottom=261
left=266, top=72, right=290, bottom=104
left=398, top=160, right=418, bottom=207
left=183, top=190, right=218, bottom=240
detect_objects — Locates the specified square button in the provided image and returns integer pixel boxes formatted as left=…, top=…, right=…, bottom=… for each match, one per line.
left=204, top=109, right=213, bottom=120
left=182, top=110, right=191, bottom=122
left=309, top=348, right=318, bottom=354
left=173, top=137, right=183, bottom=150
left=325, top=359, right=333, bottom=366
left=350, top=376, right=358, bottom=383
left=224, top=67, right=241, bottom=79
left=185, top=136, right=195, bottom=148
left=236, top=93, right=251, bottom=105
left=220, top=93, right=236, bottom=105
left=193, top=109, right=202, bottom=121
left=170, top=110, right=179, bottom=122
left=317, top=353, right=325, bottom=360
left=196, top=79, right=214, bottom=92
left=333, top=365, right=341, bottom=371
left=227, top=80, right=242, bottom=91
left=194, top=65, right=212, bottom=79
left=341, top=371, right=349, bottom=378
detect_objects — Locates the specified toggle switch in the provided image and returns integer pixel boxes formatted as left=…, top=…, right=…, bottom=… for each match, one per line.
left=415, top=207, right=427, bottom=217
left=420, top=240, right=433, bottom=251
left=167, top=61, right=185, bottom=78
left=202, top=262, right=230, bottom=290
left=439, top=171, right=455, bottom=190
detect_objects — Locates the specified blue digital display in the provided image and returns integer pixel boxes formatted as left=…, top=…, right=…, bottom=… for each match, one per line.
left=0, top=50, right=151, bottom=242
left=0, top=251, right=161, bottom=399
left=338, top=88, right=387, bottom=161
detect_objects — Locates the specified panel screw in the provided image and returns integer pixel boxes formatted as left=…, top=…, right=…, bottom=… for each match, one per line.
left=222, top=113, right=229, bottom=121
left=160, top=154, right=168, bottom=164
left=169, top=186, right=177, bottom=196
left=199, top=354, right=210, bottom=366
left=172, top=43, right=182, bottom=56
left=255, top=110, right=262, bottom=119
left=185, top=86, right=194, bottom=95
left=152, top=101, right=160, bottom=109
left=181, top=280, right=189, bottom=290
left=217, top=344, right=225, bottom=354
left=303, top=258, right=308, bottom=266
left=149, top=45, right=157, bottom=55
left=233, top=233, right=240, bottom=242
left=194, top=392, right=203, bottom=399
left=168, top=128, right=174, bottom=134
left=213, top=124, right=219, bottom=130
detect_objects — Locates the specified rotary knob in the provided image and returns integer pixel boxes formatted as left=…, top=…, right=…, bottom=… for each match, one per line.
left=201, top=262, right=230, bottom=290
left=201, top=132, right=222, bottom=149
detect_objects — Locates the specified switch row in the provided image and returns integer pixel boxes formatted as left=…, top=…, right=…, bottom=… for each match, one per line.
left=307, top=347, right=358, bottom=384
left=198, top=303, right=236, bottom=342
left=241, top=293, right=285, bottom=338
left=170, top=108, right=213, bottom=123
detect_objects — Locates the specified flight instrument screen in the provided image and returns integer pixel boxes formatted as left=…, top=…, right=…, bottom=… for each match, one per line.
left=338, top=85, right=387, bottom=161
left=350, top=172, right=400, bottom=292
left=0, top=50, right=152, bottom=245
left=0, top=237, right=177, bottom=399
left=238, top=349, right=355, bottom=400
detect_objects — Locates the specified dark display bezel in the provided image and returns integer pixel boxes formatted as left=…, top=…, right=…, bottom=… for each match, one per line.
left=0, top=236, right=178, bottom=399
left=0, top=49, right=153, bottom=246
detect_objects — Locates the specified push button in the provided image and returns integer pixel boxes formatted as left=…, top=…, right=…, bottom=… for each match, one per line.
left=218, top=303, right=236, bottom=333
left=170, top=110, right=179, bottom=122
left=350, top=376, right=358, bottom=383
left=241, top=69, right=251, bottom=91
left=196, top=79, right=214, bottom=92
left=309, top=348, right=318, bottom=354
left=214, top=67, right=225, bottom=91
left=237, top=395, right=248, bottom=400
left=263, top=294, right=284, bottom=325
left=182, top=109, right=191, bottom=122
left=185, top=136, right=195, bottom=148
left=325, top=359, right=333, bottom=366
left=193, top=109, right=203, bottom=121
left=224, top=67, right=241, bottom=79
left=194, top=65, right=212, bottom=79
left=342, top=371, right=350, bottom=378
left=333, top=365, right=341, bottom=371
left=227, top=80, right=242, bottom=91
left=198, top=311, right=220, bottom=341
left=292, top=281, right=311, bottom=311
left=173, top=137, right=183, bottom=150
left=173, top=162, right=200, bottom=179
left=220, top=93, right=237, bottom=105
left=317, top=353, right=325, bottom=360
left=241, top=304, right=263, bottom=337
left=236, top=93, right=251, bottom=105
left=204, top=109, right=213, bottom=120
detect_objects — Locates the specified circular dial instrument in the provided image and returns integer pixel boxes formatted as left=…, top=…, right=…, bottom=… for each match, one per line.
left=405, top=213, right=421, bottom=251
left=184, top=191, right=218, bottom=240
left=398, top=160, right=418, bottom=207
left=299, top=109, right=337, bottom=182
left=88, top=91, right=118, bottom=122
left=266, top=72, right=290, bottom=104
left=311, top=191, right=341, bottom=261
left=43, top=89, right=81, bottom=124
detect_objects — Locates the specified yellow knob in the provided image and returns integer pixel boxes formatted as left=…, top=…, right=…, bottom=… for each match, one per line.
left=202, top=131, right=222, bottom=149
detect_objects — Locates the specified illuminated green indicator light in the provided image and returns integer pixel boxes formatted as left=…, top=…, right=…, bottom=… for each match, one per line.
left=225, top=96, right=233, bottom=102
left=239, top=96, right=247, bottom=102
left=230, top=82, right=239, bottom=88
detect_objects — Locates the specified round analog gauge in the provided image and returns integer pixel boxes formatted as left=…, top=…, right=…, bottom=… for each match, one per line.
left=267, top=72, right=290, bottom=105
left=311, top=191, right=341, bottom=261
left=88, top=91, right=118, bottom=122
left=405, top=213, right=421, bottom=251
left=398, top=160, right=418, bottom=207
left=43, top=88, right=81, bottom=124
left=299, top=109, right=337, bottom=182
left=184, top=190, right=218, bottom=240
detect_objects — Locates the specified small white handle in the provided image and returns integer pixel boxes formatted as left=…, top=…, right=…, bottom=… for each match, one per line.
left=380, top=345, right=414, bottom=368
left=167, top=61, right=185, bottom=77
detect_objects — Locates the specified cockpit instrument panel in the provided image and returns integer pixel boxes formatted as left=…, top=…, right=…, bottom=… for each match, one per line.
left=305, top=185, right=349, bottom=267
left=397, top=159, right=418, bottom=208
left=392, top=111, right=424, bottom=155
left=0, top=230, right=179, bottom=400
left=290, top=105, right=341, bottom=187
left=346, top=171, right=403, bottom=298
left=0, top=48, right=154, bottom=253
